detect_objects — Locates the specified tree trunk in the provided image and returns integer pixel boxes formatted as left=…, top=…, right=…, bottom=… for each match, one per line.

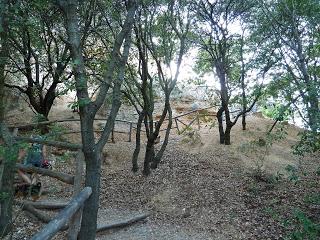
left=78, top=151, right=100, bottom=240
left=143, top=140, right=155, bottom=176
left=242, top=113, right=246, bottom=131
left=0, top=0, right=15, bottom=236
left=59, top=1, right=137, bottom=239
left=132, top=111, right=144, bottom=172
left=0, top=142, right=16, bottom=237
left=217, top=107, right=225, bottom=144
left=60, top=1, right=99, bottom=239
left=307, top=91, right=319, bottom=133
left=240, top=31, right=247, bottom=131
left=224, top=125, right=232, bottom=145
left=152, top=103, right=173, bottom=169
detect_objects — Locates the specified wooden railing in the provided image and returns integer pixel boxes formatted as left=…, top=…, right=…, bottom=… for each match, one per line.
left=30, top=187, right=92, bottom=240
left=9, top=106, right=219, bottom=143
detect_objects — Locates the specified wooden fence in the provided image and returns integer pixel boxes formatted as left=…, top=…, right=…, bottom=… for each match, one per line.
left=9, top=106, right=218, bottom=143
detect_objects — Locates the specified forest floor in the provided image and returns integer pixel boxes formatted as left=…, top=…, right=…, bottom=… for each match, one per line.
left=5, top=96, right=320, bottom=240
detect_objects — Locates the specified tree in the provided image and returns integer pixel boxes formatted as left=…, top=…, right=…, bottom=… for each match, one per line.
left=258, top=0, right=320, bottom=133
left=194, top=0, right=263, bottom=145
left=124, top=0, right=191, bottom=175
left=57, top=0, right=137, bottom=239
left=0, top=0, right=18, bottom=236
left=5, top=1, right=71, bottom=120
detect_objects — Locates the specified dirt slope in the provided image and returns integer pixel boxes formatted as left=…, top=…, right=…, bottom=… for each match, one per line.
left=7, top=99, right=320, bottom=240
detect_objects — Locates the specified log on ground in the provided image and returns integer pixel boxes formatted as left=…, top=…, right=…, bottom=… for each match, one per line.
left=96, top=212, right=151, bottom=233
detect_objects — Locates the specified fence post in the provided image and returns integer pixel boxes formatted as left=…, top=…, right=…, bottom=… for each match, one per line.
left=111, top=127, right=115, bottom=143
left=67, top=150, right=84, bottom=240
left=128, top=122, right=133, bottom=142
left=197, top=111, right=200, bottom=130
left=174, top=118, right=179, bottom=133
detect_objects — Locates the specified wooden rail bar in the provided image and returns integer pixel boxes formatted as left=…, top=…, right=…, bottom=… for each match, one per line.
left=16, top=163, right=74, bottom=185
left=13, top=136, right=82, bottom=150
left=30, top=187, right=92, bottom=240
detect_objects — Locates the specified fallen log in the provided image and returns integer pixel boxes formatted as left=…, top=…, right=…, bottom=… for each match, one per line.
left=96, top=212, right=151, bottom=233
left=30, top=187, right=92, bottom=240
left=16, top=163, right=74, bottom=185
left=22, top=204, right=52, bottom=223
left=16, top=200, right=67, bottom=210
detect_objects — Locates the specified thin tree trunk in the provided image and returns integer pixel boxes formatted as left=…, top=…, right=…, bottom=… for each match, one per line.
left=224, top=125, right=232, bottom=145
left=0, top=1, right=15, bottom=236
left=132, top=111, right=144, bottom=172
left=143, top=139, right=155, bottom=176
left=217, top=107, right=225, bottom=144
left=152, top=103, right=172, bottom=169
left=240, top=31, right=247, bottom=130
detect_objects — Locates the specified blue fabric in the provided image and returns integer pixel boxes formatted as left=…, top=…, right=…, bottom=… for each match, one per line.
left=24, top=143, right=44, bottom=167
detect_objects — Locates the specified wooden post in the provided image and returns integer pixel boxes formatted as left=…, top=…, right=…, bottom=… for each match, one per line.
left=30, top=187, right=92, bottom=240
left=111, top=127, right=115, bottom=143
left=174, top=118, right=180, bottom=133
left=68, top=150, right=84, bottom=240
left=128, top=122, right=133, bottom=142
left=197, top=111, right=200, bottom=130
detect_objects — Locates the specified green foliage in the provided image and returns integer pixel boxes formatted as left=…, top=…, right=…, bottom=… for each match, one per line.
left=0, top=144, right=19, bottom=163
left=45, top=124, right=68, bottom=142
left=180, top=127, right=202, bottom=145
left=285, top=165, right=300, bottom=184
left=68, top=98, right=91, bottom=111
left=32, top=114, right=47, bottom=123
left=0, top=191, right=10, bottom=201
left=293, top=131, right=320, bottom=156
left=264, top=206, right=280, bottom=220
left=304, top=193, right=320, bottom=205
left=286, top=210, right=320, bottom=240
left=55, top=151, right=72, bottom=163
left=261, top=103, right=291, bottom=121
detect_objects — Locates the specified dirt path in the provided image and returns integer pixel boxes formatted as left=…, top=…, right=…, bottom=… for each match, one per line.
left=96, top=209, right=214, bottom=240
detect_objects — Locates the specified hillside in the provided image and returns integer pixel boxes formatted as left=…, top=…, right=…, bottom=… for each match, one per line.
left=7, top=98, right=320, bottom=240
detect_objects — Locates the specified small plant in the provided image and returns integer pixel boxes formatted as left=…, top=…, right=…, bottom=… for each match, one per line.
left=240, top=123, right=288, bottom=184
left=0, top=191, right=9, bottom=201
left=293, top=131, right=320, bottom=156
left=285, top=165, right=300, bottom=184
left=304, top=193, right=320, bottom=205
left=181, top=127, right=202, bottom=145
left=264, top=206, right=280, bottom=221
left=45, top=124, right=68, bottom=142
left=32, top=113, right=47, bottom=123
left=286, top=210, right=320, bottom=240
left=56, top=151, right=72, bottom=163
